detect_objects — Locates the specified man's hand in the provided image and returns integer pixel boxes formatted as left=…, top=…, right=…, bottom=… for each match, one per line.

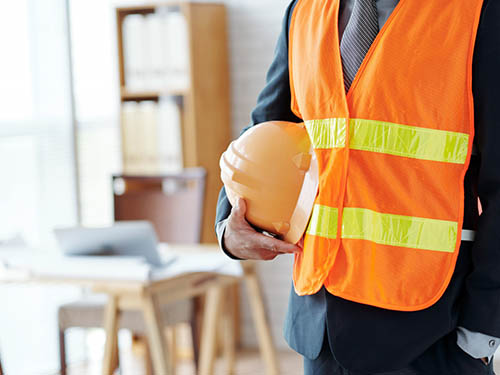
left=223, top=198, right=302, bottom=260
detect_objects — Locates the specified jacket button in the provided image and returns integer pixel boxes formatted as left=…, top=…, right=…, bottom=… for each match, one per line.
left=489, top=340, right=496, bottom=347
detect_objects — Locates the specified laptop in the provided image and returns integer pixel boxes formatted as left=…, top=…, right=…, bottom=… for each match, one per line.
left=53, top=221, right=176, bottom=268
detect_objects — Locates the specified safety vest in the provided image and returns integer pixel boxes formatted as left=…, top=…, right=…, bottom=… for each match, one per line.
left=289, top=0, right=483, bottom=311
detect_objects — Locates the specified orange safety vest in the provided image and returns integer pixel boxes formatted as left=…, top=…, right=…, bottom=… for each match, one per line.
left=289, top=0, right=483, bottom=311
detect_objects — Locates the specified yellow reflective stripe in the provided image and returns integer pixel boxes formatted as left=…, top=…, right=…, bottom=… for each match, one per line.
left=341, top=208, right=458, bottom=252
left=304, top=117, right=470, bottom=163
left=349, top=118, right=469, bottom=164
left=306, top=204, right=338, bottom=239
left=305, top=118, right=347, bottom=149
left=305, top=205, right=458, bottom=252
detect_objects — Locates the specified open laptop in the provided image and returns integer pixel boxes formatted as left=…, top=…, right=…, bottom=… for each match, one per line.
left=53, top=221, right=176, bottom=268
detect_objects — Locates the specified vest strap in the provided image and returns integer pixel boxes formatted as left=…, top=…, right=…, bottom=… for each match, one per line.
left=461, top=229, right=476, bottom=242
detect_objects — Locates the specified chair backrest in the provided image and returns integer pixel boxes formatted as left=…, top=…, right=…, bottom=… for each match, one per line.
left=112, top=168, right=206, bottom=244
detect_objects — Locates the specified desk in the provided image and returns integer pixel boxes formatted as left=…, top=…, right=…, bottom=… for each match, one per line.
left=0, top=244, right=280, bottom=375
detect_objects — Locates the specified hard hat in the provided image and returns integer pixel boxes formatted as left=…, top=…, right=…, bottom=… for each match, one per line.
left=220, top=121, right=319, bottom=244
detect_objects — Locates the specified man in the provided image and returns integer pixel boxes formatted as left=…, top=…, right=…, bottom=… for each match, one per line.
left=216, top=0, right=500, bottom=374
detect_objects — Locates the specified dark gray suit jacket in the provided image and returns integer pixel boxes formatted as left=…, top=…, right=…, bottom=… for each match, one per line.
left=215, top=0, right=500, bottom=372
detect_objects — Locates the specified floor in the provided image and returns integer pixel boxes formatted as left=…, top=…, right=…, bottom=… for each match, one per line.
left=63, top=347, right=500, bottom=375
left=64, top=347, right=304, bottom=375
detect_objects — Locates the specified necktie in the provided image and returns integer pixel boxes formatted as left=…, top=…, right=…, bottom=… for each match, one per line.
left=340, top=0, right=379, bottom=91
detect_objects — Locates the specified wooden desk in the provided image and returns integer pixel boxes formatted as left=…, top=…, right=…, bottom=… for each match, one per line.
left=0, top=244, right=280, bottom=375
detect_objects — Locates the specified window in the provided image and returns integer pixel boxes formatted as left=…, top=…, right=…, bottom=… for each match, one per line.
left=0, top=0, right=78, bottom=247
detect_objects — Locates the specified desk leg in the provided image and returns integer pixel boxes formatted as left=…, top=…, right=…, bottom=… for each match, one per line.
left=142, top=294, right=172, bottom=375
left=244, top=270, right=280, bottom=375
left=199, top=286, right=223, bottom=375
left=102, top=295, right=119, bottom=375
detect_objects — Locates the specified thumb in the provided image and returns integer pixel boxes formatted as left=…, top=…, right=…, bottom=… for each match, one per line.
left=233, top=197, right=247, bottom=217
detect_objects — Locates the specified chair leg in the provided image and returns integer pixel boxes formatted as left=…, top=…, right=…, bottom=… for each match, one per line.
left=111, top=332, right=120, bottom=373
left=143, top=338, right=154, bottom=375
left=244, top=270, right=280, bottom=375
left=199, top=286, right=224, bottom=375
left=167, top=327, right=177, bottom=374
left=142, top=294, right=172, bottom=375
left=190, top=296, right=202, bottom=372
left=58, top=329, right=67, bottom=375
left=102, top=296, right=120, bottom=375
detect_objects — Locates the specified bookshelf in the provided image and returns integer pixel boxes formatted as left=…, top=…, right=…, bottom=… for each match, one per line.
left=115, top=2, right=230, bottom=243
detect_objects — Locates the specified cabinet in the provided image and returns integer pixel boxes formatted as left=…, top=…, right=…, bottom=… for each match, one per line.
left=112, top=170, right=206, bottom=243
left=116, top=2, right=230, bottom=242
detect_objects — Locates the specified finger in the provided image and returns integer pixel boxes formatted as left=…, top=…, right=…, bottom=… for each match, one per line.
left=231, top=197, right=247, bottom=218
left=297, top=236, right=305, bottom=249
left=229, top=201, right=255, bottom=232
left=257, top=234, right=302, bottom=254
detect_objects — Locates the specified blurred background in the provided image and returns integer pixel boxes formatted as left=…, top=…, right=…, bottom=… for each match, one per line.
left=0, top=0, right=301, bottom=373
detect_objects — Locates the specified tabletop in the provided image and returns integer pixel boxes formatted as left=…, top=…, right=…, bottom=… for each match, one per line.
left=0, top=243, right=243, bottom=285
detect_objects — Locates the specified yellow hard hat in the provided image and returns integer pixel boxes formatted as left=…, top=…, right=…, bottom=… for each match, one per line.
left=220, top=121, right=318, bottom=244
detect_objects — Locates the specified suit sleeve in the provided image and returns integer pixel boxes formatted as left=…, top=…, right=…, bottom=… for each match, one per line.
left=214, top=0, right=302, bottom=258
left=458, top=0, right=500, bottom=338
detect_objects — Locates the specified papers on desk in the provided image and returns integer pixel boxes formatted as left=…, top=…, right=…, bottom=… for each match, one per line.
left=0, top=245, right=242, bottom=283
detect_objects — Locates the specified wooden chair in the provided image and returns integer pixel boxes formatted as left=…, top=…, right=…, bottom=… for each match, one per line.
left=57, top=168, right=206, bottom=375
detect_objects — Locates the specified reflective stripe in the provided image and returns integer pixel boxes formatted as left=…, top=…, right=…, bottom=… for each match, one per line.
left=342, top=208, right=458, bottom=252
left=305, top=118, right=347, bottom=149
left=306, top=204, right=338, bottom=239
left=349, top=119, right=469, bottom=164
left=306, top=205, right=460, bottom=252
left=461, top=229, right=476, bottom=241
left=305, top=117, right=469, bottom=164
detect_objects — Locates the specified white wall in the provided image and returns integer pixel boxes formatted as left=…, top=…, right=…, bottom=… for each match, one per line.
left=223, top=0, right=291, bottom=136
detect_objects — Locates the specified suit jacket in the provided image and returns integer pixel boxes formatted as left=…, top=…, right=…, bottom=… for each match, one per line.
left=215, top=0, right=500, bottom=372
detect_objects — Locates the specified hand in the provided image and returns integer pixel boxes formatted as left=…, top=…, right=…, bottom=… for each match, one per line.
left=223, top=198, right=302, bottom=260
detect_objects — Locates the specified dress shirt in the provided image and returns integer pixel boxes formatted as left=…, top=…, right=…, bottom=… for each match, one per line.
left=216, top=0, right=500, bottom=364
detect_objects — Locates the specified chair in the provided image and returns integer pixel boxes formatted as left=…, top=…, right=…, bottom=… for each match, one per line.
left=57, top=168, right=206, bottom=375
